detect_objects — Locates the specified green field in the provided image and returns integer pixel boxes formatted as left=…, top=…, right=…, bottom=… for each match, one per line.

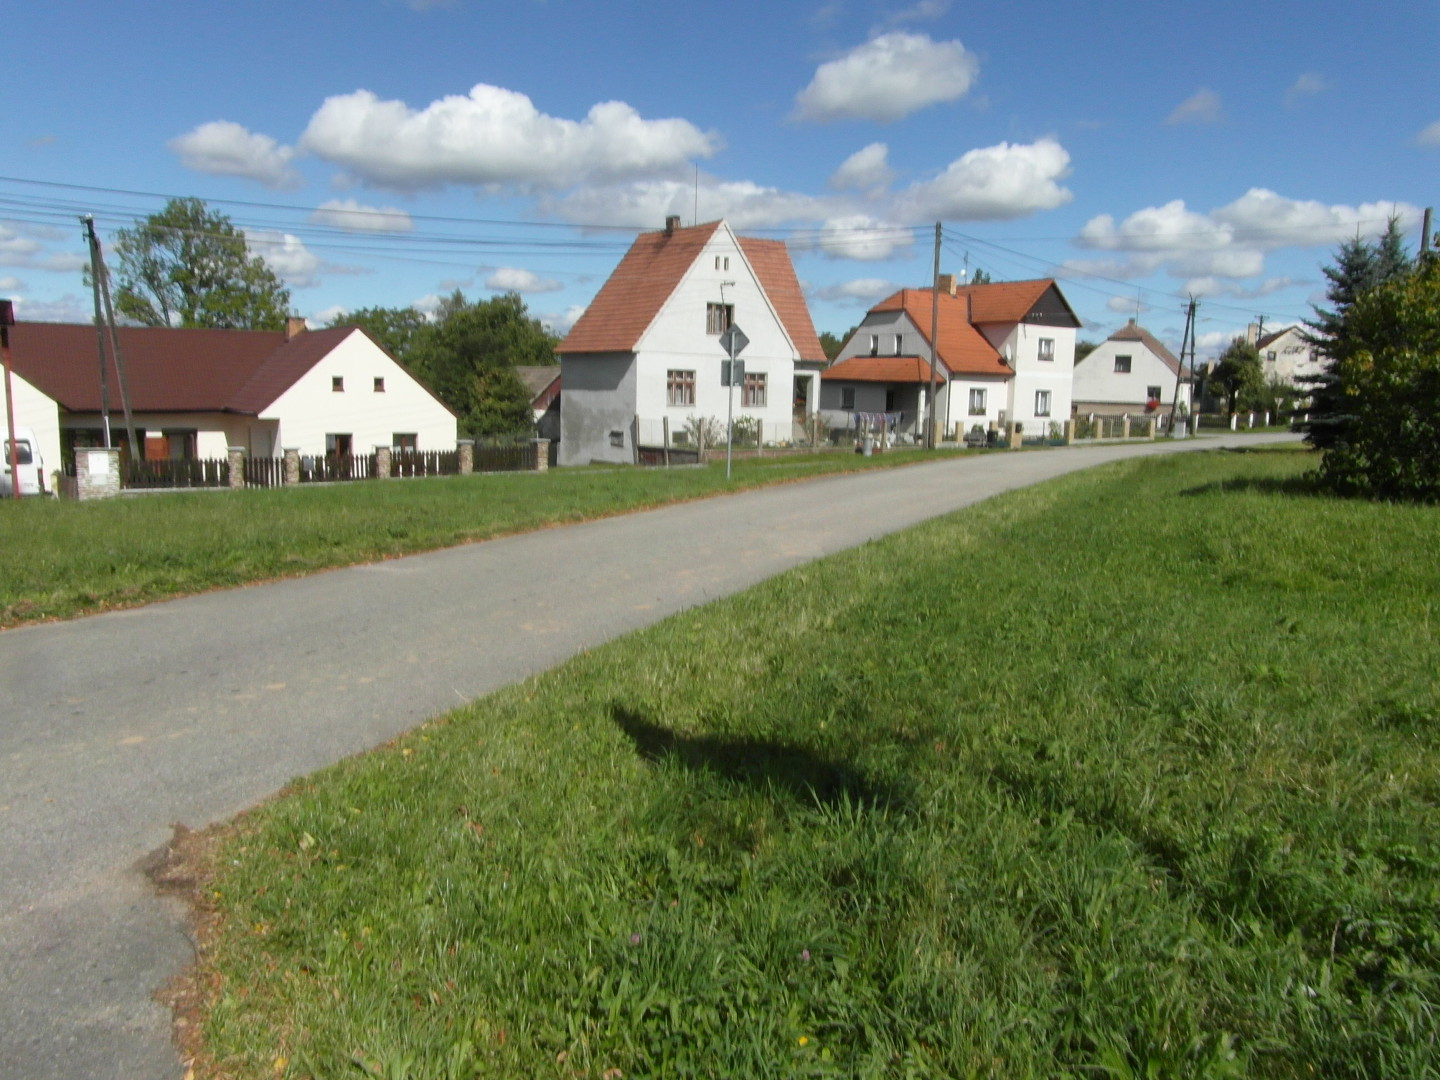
left=0, top=447, right=961, bottom=627
left=189, top=448, right=1438, bottom=1078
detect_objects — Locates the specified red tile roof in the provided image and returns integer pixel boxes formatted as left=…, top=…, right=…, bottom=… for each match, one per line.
left=559, top=222, right=721, bottom=354
left=821, top=354, right=946, bottom=384
left=953, top=279, right=1065, bottom=324
left=737, top=237, right=827, bottom=362
left=6, top=322, right=354, bottom=414
left=870, top=289, right=1009, bottom=377
left=1107, top=321, right=1183, bottom=375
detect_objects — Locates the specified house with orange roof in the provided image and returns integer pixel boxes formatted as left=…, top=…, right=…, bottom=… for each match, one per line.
left=821, top=275, right=1081, bottom=440
left=557, top=217, right=827, bottom=466
left=1249, top=323, right=1321, bottom=387
left=1, top=318, right=456, bottom=473
left=1072, top=318, right=1192, bottom=420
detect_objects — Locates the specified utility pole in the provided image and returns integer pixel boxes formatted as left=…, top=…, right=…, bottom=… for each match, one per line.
left=82, top=216, right=138, bottom=458
left=1, top=299, right=18, bottom=499
left=1168, top=296, right=1196, bottom=436
left=83, top=220, right=113, bottom=448
left=1422, top=207, right=1433, bottom=259
left=926, top=222, right=941, bottom=449
left=1254, top=313, right=1266, bottom=344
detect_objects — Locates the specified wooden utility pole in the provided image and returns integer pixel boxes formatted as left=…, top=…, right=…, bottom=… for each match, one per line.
left=82, top=217, right=138, bottom=458
left=84, top=220, right=113, bottom=448
left=926, top=222, right=941, bottom=449
left=1168, top=296, right=1196, bottom=435
left=1422, top=207, right=1433, bottom=258
left=1, top=299, right=18, bottom=499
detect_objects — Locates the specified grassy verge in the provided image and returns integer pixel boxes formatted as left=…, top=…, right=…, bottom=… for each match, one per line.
left=187, top=448, right=1438, bottom=1079
left=0, top=447, right=965, bottom=627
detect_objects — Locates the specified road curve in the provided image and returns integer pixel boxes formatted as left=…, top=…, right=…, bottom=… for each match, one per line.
left=0, top=434, right=1298, bottom=1079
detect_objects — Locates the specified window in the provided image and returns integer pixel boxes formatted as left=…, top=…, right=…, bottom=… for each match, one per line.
left=1266, top=350, right=1277, bottom=363
left=868, top=334, right=879, bottom=357
left=1146, top=386, right=1163, bottom=402
left=968, top=388, right=987, bottom=415
left=609, top=430, right=625, bottom=448
left=1038, top=338, right=1055, bottom=362
left=1034, top=390, right=1051, bottom=417
left=667, top=369, right=696, bottom=407
left=742, top=372, right=767, bottom=408
left=393, top=433, right=417, bottom=451
left=893, top=334, right=904, bottom=355
left=374, top=377, right=386, bottom=392
left=326, top=433, right=353, bottom=457
left=841, top=387, right=856, bottom=410
left=714, top=256, right=730, bottom=271
left=885, top=390, right=896, bottom=412
left=332, top=376, right=344, bottom=392
left=706, top=303, right=734, bottom=335
left=1113, top=354, right=1132, bottom=373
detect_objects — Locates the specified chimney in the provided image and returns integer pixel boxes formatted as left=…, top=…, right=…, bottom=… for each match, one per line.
left=1128, top=317, right=1137, bottom=326
left=664, top=215, right=681, bottom=235
left=1244, top=322, right=1259, bottom=345
left=285, top=316, right=307, bottom=341
left=937, top=273, right=957, bottom=296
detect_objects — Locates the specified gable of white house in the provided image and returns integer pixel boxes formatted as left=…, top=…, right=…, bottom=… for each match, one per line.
left=1258, top=327, right=1322, bottom=386
left=1073, top=337, right=1189, bottom=415
left=0, top=367, right=63, bottom=479
left=978, top=321, right=1076, bottom=429
left=259, top=330, right=456, bottom=456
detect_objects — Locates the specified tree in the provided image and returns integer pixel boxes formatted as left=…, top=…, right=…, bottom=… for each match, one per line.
left=326, top=305, right=429, bottom=365
left=407, top=291, right=557, bottom=438
left=1316, top=257, right=1440, bottom=499
left=1209, top=338, right=1263, bottom=414
left=970, top=268, right=992, bottom=285
left=1075, top=339, right=1099, bottom=364
left=112, top=198, right=291, bottom=330
left=818, top=331, right=845, bottom=360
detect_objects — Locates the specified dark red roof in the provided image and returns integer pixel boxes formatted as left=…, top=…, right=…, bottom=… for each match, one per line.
left=6, top=322, right=353, bottom=414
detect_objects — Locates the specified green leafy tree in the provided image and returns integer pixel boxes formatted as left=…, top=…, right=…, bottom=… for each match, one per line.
left=112, top=198, right=291, bottom=329
left=1317, top=256, right=1440, bottom=499
left=1209, top=338, right=1263, bottom=414
left=408, top=291, right=556, bottom=438
left=970, top=268, right=992, bottom=285
left=326, top=305, right=428, bottom=365
left=818, top=331, right=845, bottom=360
left=1075, top=339, right=1099, bottom=364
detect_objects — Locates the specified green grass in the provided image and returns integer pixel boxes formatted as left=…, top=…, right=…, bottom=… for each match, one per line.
left=0, top=448, right=966, bottom=627
left=193, top=448, right=1439, bottom=1079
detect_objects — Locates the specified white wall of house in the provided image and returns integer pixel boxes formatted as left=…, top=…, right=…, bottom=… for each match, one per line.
left=1073, top=338, right=1191, bottom=414
left=259, top=330, right=456, bottom=455
left=1259, top=327, right=1322, bottom=386
left=983, top=323, right=1075, bottom=429
left=0, top=368, right=62, bottom=477
left=559, top=352, right=637, bottom=466
left=944, top=376, right=1010, bottom=435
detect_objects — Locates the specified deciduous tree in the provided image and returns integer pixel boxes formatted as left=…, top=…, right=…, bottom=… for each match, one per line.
left=1209, top=338, right=1263, bottom=414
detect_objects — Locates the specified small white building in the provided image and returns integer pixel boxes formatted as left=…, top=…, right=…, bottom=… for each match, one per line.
left=1253, top=325, right=1322, bottom=387
left=821, top=276, right=1080, bottom=440
left=2, top=320, right=456, bottom=470
left=1072, top=319, right=1191, bottom=419
left=557, top=218, right=827, bottom=466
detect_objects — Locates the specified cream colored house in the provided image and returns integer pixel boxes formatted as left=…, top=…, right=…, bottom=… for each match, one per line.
left=1072, top=319, right=1191, bottom=419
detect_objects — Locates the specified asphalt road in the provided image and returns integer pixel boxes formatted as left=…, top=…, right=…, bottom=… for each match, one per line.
left=0, top=434, right=1297, bottom=1079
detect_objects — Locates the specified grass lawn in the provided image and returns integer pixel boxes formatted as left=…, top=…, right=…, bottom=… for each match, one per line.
left=0, top=447, right=965, bottom=628
left=183, top=448, right=1439, bottom=1079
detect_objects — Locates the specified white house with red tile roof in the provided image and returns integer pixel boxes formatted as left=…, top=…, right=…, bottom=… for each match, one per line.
left=1251, top=324, right=1321, bottom=386
left=1, top=321, right=455, bottom=472
left=1072, top=319, right=1192, bottom=419
left=557, top=217, right=827, bottom=466
left=821, top=276, right=1080, bottom=440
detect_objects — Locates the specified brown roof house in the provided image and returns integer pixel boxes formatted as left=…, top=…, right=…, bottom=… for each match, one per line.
left=557, top=217, right=826, bottom=465
left=1071, top=319, right=1192, bottom=419
left=822, top=276, right=1081, bottom=441
left=1, top=318, right=456, bottom=473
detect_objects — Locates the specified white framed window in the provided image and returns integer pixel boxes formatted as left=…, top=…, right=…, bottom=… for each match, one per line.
left=1035, top=390, right=1052, bottom=417
left=667, top=369, right=696, bottom=407
left=968, top=388, right=986, bottom=415
left=706, top=303, right=733, bottom=335
left=373, top=377, right=385, bottom=392
left=1146, top=386, right=1163, bottom=401
left=332, top=376, right=344, bottom=392
left=1114, top=355, right=1132, bottom=373
left=1038, top=338, right=1054, bottom=362
left=742, top=372, right=767, bottom=408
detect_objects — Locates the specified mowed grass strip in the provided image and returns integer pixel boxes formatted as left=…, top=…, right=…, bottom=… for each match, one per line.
left=0, top=447, right=960, bottom=627
left=193, top=449, right=1439, bottom=1079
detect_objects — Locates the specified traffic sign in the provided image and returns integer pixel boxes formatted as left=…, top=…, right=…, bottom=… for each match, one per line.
left=719, top=323, right=749, bottom=359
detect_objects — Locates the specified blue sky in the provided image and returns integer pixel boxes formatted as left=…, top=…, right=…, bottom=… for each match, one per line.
left=3, top=0, right=1436, bottom=360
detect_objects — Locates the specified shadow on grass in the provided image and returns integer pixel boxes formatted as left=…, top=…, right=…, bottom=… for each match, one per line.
left=612, top=705, right=908, bottom=811
left=1179, top=473, right=1327, bottom=499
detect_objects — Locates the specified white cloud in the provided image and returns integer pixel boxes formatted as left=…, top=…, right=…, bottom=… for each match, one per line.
left=169, top=121, right=300, bottom=188
left=885, top=0, right=950, bottom=23
left=12, top=294, right=89, bottom=323
left=1211, top=189, right=1420, bottom=247
left=0, top=275, right=21, bottom=291
left=245, top=230, right=323, bottom=288
left=539, top=304, right=586, bottom=336
left=1284, top=73, right=1327, bottom=107
left=1166, top=88, right=1222, bottom=125
left=0, top=222, right=86, bottom=272
left=311, top=199, right=413, bottom=233
left=793, top=33, right=978, bottom=123
left=812, top=278, right=901, bottom=304
left=1412, top=120, right=1440, bottom=148
left=1106, top=296, right=1148, bottom=315
left=299, top=85, right=718, bottom=190
left=541, top=176, right=835, bottom=230
left=413, top=293, right=445, bottom=319
left=814, top=215, right=913, bottom=260
left=894, top=138, right=1072, bottom=220
left=308, top=304, right=348, bottom=327
left=485, top=267, right=563, bottom=294
left=829, top=143, right=894, bottom=192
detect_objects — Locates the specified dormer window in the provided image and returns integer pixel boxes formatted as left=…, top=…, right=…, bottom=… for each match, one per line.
left=868, top=334, right=879, bottom=356
left=332, top=376, right=344, bottom=392
left=893, top=334, right=904, bottom=355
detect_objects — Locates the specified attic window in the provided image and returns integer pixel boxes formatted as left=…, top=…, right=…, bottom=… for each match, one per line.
left=374, top=377, right=385, bottom=392
left=868, top=335, right=879, bottom=357
left=1114, top=355, right=1132, bottom=374
left=706, top=303, right=734, bottom=335
left=332, top=376, right=344, bottom=392
left=893, top=334, right=904, bottom=355
left=714, top=256, right=730, bottom=271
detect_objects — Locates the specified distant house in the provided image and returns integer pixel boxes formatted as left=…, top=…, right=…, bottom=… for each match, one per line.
left=557, top=217, right=827, bottom=466
left=514, top=365, right=561, bottom=441
left=1, top=319, right=456, bottom=472
left=821, top=276, right=1081, bottom=440
left=1252, top=324, right=1322, bottom=386
left=1072, top=319, right=1192, bottom=419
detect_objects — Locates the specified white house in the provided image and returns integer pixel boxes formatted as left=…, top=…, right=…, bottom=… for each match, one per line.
left=1072, top=319, right=1192, bottom=419
left=820, top=276, right=1080, bottom=440
left=1252, top=324, right=1322, bottom=386
left=557, top=217, right=827, bottom=466
left=1, top=319, right=456, bottom=471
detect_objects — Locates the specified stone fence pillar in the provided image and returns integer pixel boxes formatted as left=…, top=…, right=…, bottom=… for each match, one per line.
left=75, top=446, right=121, bottom=500
left=1064, top=419, right=1076, bottom=445
left=1007, top=422, right=1022, bottom=449
left=1145, top=418, right=1157, bottom=439
left=458, top=439, right=474, bottom=475
left=532, top=439, right=550, bottom=472
left=374, top=445, right=392, bottom=479
left=1121, top=415, right=1132, bottom=440
left=227, top=446, right=246, bottom=489
left=283, top=447, right=300, bottom=486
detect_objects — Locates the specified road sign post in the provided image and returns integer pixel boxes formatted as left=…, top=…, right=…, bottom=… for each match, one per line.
left=718, top=324, right=749, bottom=479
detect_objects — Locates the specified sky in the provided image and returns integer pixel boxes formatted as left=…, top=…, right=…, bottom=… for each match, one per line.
left=2, top=0, right=1437, bottom=361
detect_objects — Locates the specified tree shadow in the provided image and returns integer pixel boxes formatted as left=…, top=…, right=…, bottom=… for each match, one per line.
left=612, top=705, right=908, bottom=811
left=1179, top=474, right=1327, bottom=499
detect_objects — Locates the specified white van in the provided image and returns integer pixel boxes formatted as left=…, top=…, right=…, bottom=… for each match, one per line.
left=1, top=427, right=47, bottom=496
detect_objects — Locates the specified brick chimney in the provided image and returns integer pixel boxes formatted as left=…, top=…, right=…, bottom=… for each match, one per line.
left=664, top=215, right=681, bottom=235
left=285, top=316, right=307, bottom=341
left=936, top=273, right=958, bottom=296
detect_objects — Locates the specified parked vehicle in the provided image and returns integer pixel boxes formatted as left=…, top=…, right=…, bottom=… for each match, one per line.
left=1, top=427, right=47, bottom=496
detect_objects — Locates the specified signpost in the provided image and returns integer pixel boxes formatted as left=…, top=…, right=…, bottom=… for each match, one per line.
left=718, top=323, right=749, bottom=479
